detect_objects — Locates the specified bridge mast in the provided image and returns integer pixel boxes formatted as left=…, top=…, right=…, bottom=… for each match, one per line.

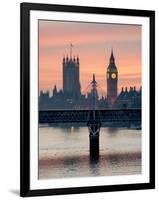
left=87, top=74, right=101, bottom=159
left=91, top=74, right=97, bottom=111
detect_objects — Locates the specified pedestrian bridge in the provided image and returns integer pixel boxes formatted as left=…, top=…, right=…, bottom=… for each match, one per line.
left=39, top=108, right=141, bottom=124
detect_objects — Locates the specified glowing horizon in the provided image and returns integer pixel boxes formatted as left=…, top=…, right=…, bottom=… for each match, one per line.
left=39, top=20, right=141, bottom=96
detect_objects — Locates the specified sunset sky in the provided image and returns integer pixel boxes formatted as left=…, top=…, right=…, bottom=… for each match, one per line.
left=39, top=20, right=141, bottom=96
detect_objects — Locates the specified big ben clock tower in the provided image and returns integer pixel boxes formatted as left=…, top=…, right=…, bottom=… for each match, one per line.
left=107, top=49, right=118, bottom=107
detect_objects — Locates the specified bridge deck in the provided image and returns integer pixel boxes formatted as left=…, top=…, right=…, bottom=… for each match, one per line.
left=39, top=109, right=141, bottom=124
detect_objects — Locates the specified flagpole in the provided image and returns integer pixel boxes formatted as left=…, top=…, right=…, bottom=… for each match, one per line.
left=70, top=43, right=73, bottom=58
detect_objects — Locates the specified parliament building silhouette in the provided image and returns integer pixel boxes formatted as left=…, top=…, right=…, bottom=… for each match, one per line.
left=39, top=49, right=141, bottom=110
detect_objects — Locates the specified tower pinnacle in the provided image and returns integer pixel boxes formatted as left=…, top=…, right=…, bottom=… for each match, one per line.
left=92, top=74, right=97, bottom=85
left=110, top=48, right=115, bottom=64
left=77, top=56, right=79, bottom=63
left=107, top=48, right=118, bottom=107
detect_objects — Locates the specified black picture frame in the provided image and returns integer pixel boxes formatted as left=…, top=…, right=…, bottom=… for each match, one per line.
left=20, top=2, right=155, bottom=197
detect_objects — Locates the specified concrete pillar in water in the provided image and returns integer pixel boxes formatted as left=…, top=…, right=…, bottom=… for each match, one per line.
left=87, top=110, right=101, bottom=158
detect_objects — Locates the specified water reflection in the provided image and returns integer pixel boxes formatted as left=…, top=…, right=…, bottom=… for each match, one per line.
left=52, top=125, right=81, bottom=133
left=39, top=126, right=141, bottom=179
left=89, top=156, right=100, bottom=176
left=108, top=154, right=120, bottom=166
left=63, top=156, right=80, bottom=167
left=106, top=127, right=119, bottom=136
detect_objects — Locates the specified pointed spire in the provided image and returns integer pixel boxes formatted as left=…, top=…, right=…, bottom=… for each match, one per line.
left=77, top=56, right=79, bottom=64
left=92, top=73, right=97, bottom=85
left=53, top=84, right=58, bottom=97
left=111, top=47, right=113, bottom=55
left=93, top=74, right=95, bottom=82
left=66, top=54, right=68, bottom=62
left=53, top=84, right=57, bottom=92
left=110, top=48, right=115, bottom=64
left=70, top=43, right=73, bottom=58
left=130, top=86, right=132, bottom=92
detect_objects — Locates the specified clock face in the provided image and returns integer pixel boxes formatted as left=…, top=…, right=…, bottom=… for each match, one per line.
left=111, top=73, right=116, bottom=79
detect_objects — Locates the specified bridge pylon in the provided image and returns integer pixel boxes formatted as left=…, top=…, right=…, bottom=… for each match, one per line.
left=87, top=110, right=101, bottom=158
left=87, top=74, right=101, bottom=158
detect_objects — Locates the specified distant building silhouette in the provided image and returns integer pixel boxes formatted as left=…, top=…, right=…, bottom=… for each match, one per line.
left=39, top=47, right=141, bottom=110
left=63, top=55, right=81, bottom=99
left=115, top=86, right=141, bottom=109
left=107, top=49, right=118, bottom=107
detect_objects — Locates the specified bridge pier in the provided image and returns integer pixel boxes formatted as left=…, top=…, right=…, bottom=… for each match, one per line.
left=89, top=131, right=99, bottom=158
left=87, top=111, right=101, bottom=158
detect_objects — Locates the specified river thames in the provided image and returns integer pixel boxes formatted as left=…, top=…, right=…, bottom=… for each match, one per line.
left=39, top=126, right=141, bottom=179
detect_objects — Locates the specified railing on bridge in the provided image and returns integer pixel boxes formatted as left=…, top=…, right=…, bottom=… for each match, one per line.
left=39, top=108, right=141, bottom=124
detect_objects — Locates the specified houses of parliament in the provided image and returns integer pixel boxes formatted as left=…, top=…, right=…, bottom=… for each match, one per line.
left=39, top=48, right=141, bottom=110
